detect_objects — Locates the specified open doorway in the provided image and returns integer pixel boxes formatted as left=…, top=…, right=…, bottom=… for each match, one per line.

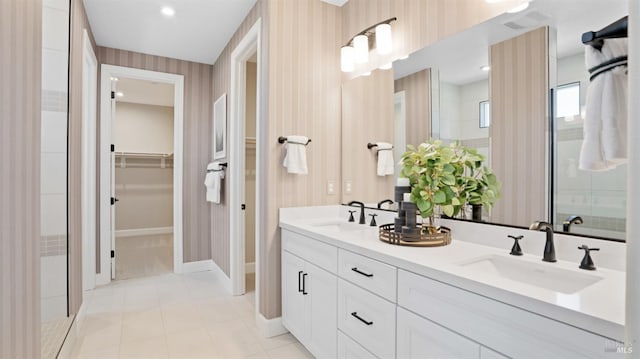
left=98, top=65, right=184, bottom=286
left=111, top=77, right=175, bottom=280
left=244, top=53, right=258, bottom=301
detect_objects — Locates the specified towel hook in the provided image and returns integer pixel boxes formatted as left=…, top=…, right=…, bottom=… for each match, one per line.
left=367, top=143, right=378, bottom=149
left=278, top=136, right=311, bottom=145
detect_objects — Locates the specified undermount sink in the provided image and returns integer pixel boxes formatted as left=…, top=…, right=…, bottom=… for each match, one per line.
left=459, top=255, right=603, bottom=294
left=308, top=219, right=369, bottom=233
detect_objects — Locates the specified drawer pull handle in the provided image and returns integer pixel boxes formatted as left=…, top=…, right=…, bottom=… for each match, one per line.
left=302, top=273, right=308, bottom=295
left=351, top=267, right=374, bottom=277
left=351, top=312, right=373, bottom=326
left=298, top=271, right=303, bottom=293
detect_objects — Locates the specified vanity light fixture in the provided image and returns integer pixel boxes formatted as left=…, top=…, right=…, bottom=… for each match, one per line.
left=340, top=17, right=397, bottom=73
left=161, top=6, right=175, bottom=17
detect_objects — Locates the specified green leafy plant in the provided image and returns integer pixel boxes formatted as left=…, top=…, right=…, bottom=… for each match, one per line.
left=400, top=140, right=501, bottom=226
left=458, top=146, right=501, bottom=215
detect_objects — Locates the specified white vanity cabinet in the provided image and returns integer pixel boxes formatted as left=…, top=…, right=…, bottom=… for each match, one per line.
left=281, top=231, right=337, bottom=359
left=280, top=225, right=621, bottom=359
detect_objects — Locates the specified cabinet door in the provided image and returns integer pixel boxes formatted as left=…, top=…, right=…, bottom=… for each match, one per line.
left=397, top=307, right=480, bottom=359
left=338, top=331, right=378, bottom=359
left=282, top=251, right=306, bottom=341
left=305, top=261, right=338, bottom=359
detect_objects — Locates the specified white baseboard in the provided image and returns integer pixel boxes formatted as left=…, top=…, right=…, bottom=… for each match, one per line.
left=115, top=226, right=173, bottom=238
left=257, top=313, right=288, bottom=338
left=181, top=259, right=215, bottom=273
left=245, top=262, right=255, bottom=274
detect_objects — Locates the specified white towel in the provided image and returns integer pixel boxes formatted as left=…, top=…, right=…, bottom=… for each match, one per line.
left=204, top=162, right=225, bottom=203
left=579, top=38, right=628, bottom=171
left=376, top=142, right=394, bottom=176
left=283, top=135, right=308, bottom=175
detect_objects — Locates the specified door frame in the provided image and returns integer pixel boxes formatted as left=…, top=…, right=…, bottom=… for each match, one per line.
left=97, top=64, right=185, bottom=285
left=229, top=19, right=262, bottom=301
left=81, top=30, right=98, bottom=291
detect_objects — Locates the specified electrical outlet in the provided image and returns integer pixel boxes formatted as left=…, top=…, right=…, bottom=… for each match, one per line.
left=327, top=180, right=336, bottom=195
left=344, top=180, right=352, bottom=194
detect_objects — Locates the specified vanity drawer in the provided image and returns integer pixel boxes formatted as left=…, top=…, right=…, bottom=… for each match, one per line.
left=282, top=229, right=337, bottom=274
left=337, top=331, right=378, bottom=359
left=339, top=249, right=397, bottom=302
left=338, top=279, right=395, bottom=359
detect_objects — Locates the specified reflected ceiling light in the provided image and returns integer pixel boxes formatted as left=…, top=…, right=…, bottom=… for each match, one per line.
left=161, top=6, right=175, bottom=17
left=379, top=63, right=392, bottom=70
left=480, top=65, right=491, bottom=71
left=398, top=54, right=409, bottom=60
left=507, top=2, right=530, bottom=13
left=341, top=17, right=396, bottom=72
left=376, top=23, right=392, bottom=55
left=116, top=91, right=124, bottom=97
left=353, top=35, right=369, bottom=63
left=341, top=46, right=355, bottom=73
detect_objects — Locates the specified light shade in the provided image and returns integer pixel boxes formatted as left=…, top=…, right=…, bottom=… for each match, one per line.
left=353, top=35, right=369, bottom=64
left=376, top=23, right=392, bottom=55
left=341, top=46, right=355, bottom=73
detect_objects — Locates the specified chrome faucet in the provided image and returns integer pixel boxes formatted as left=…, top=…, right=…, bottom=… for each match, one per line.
left=347, top=201, right=366, bottom=224
left=529, top=220, right=557, bottom=262
left=377, top=199, right=393, bottom=209
left=563, top=215, right=583, bottom=232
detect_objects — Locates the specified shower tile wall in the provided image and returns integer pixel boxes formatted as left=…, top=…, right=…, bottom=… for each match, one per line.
left=41, top=0, right=69, bottom=322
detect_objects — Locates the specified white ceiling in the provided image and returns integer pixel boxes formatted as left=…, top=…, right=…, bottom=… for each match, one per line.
left=393, top=0, right=628, bottom=85
left=84, top=0, right=257, bottom=64
left=115, top=77, right=174, bottom=107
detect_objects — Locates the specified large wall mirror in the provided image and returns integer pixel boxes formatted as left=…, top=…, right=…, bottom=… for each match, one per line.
left=341, top=0, right=627, bottom=241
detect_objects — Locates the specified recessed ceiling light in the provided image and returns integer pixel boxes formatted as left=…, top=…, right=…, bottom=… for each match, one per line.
left=507, top=2, right=530, bottom=13
left=379, top=63, right=392, bottom=70
left=116, top=92, right=124, bottom=97
left=161, top=6, right=175, bottom=17
left=480, top=65, right=491, bottom=72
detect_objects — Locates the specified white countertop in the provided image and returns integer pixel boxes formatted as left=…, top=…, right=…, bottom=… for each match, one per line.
left=279, top=205, right=625, bottom=341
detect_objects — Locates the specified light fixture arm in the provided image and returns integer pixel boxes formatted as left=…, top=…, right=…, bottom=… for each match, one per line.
left=343, top=17, right=397, bottom=47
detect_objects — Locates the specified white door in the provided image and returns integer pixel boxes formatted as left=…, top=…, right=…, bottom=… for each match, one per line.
left=305, top=262, right=337, bottom=359
left=282, top=251, right=306, bottom=341
left=109, top=85, right=117, bottom=280
left=397, top=307, right=480, bottom=359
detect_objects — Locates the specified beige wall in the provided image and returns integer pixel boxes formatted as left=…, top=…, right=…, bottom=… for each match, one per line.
left=115, top=167, right=173, bottom=230
left=115, top=102, right=174, bottom=154
left=490, top=27, right=548, bottom=227
left=98, top=46, right=214, bottom=263
left=394, top=68, right=432, bottom=147
left=342, top=69, right=395, bottom=203
left=68, top=0, right=97, bottom=315
left=0, top=0, right=42, bottom=356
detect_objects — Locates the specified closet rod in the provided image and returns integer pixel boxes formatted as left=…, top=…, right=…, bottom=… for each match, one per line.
left=582, top=16, right=628, bottom=50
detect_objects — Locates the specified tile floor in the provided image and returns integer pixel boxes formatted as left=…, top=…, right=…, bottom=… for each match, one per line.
left=42, top=316, right=74, bottom=359
left=66, top=271, right=313, bottom=359
left=115, top=234, right=173, bottom=280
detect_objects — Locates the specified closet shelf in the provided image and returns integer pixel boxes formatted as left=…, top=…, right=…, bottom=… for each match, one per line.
left=115, top=152, right=173, bottom=159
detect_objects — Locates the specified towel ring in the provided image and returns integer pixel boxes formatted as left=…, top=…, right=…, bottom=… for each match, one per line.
left=278, top=136, right=311, bottom=145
